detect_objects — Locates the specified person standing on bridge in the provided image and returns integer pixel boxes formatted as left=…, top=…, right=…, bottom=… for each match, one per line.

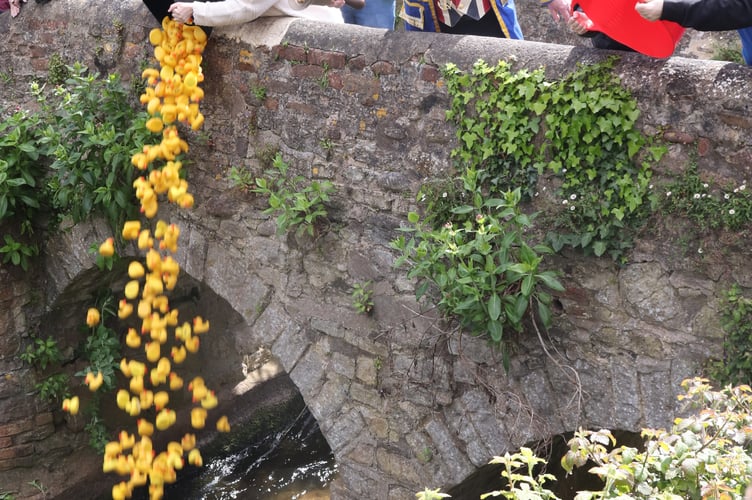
left=398, top=0, right=570, bottom=38
left=143, top=0, right=358, bottom=34
left=635, top=0, right=752, bottom=64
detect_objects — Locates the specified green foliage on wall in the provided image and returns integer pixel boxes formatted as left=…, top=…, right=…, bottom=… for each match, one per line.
left=442, top=57, right=665, bottom=262
left=0, top=60, right=152, bottom=269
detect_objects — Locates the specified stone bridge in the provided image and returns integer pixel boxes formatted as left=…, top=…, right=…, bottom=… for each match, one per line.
left=2, top=0, right=752, bottom=498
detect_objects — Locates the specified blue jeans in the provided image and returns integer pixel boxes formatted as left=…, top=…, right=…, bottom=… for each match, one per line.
left=341, top=0, right=395, bottom=30
left=738, top=27, right=752, bottom=65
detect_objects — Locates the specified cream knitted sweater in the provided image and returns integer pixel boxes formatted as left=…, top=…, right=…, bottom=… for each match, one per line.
left=192, top=0, right=344, bottom=26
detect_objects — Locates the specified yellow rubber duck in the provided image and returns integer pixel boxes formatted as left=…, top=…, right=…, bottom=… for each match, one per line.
left=168, top=372, right=184, bottom=391
left=119, top=431, right=135, bottom=450
left=200, top=390, right=218, bottom=410
left=193, top=316, right=210, bottom=334
left=145, top=341, right=161, bottom=363
left=190, top=407, right=207, bottom=429
left=181, top=433, right=196, bottom=451
left=175, top=322, right=192, bottom=342
left=139, top=389, right=154, bottom=410
left=216, top=415, right=231, bottom=433
left=126, top=396, right=141, bottom=417
left=116, top=389, right=130, bottom=410
left=137, top=228, right=153, bottom=250
left=86, top=308, right=100, bottom=328
left=124, top=280, right=140, bottom=300
left=170, top=345, right=186, bottom=364
left=137, top=418, right=155, bottom=437
left=99, top=237, right=115, bottom=257
left=122, top=220, right=141, bottom=241
left=84, top=371, right=104, bottom=391
left=155, top=409, right=176, bottom=431
left=118, top=299, right=133, bottom=319
left=188, top=448, right=203, bottom=467
left=125, top=328, right=141, bottom=349
left=184, top=335, right=200, bottom=354
left=129, top=467, right=148, bottom=487
left=111, top=481, right=132, bottom=500
left=154, top=391, right=170, bottom=411
left=104, top=441, right=122, bottom=457
left=62, top=396, right=79, bottom=415
left=128, top=262, right=145, bottom=281
left=129, top=375, right=145, bottom=395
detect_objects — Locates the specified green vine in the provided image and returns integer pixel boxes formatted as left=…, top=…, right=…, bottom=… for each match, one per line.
left=442, top=57, right=665, bottom=262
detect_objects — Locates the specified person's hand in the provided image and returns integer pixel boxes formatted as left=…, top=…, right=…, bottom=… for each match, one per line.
left=546, top=0, right=571, bottom=22
left=168, top=2, right=195, bottom=23
left=568, top=10, right=594, bottom=34
left=635, top=0, right=664, bottom=21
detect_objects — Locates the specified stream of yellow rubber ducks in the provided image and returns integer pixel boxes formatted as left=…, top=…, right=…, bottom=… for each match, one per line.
left=60, top=17, right=231, bottom=500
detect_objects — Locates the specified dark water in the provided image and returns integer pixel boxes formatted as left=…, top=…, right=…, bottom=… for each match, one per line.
left=159, top=408, right=337, bottom=499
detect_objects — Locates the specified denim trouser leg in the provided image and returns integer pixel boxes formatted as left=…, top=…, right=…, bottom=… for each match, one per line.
left=341, top=0, right=396, bottom=30
left=738, top=26, right=752, bottom=65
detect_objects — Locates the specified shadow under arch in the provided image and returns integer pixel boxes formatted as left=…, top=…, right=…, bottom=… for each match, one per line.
left=39, top=257, right=336, bottom=499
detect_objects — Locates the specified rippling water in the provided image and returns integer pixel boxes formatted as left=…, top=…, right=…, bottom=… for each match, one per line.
left=165, top=408, right=337, bottom=499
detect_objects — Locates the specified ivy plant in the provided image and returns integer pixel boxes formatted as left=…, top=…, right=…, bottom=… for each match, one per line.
left=442, top=58, right=665, bottom=262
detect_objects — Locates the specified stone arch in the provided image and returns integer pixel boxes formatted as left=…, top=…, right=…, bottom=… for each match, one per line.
left=12, top=218, right=336, bottom=498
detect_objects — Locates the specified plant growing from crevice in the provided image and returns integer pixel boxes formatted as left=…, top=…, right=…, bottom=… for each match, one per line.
left=76, top=290, right=121, bottom=393
left=252, top=152, right=334, bottom=237
left=228, top=165, right=256, bottom=192
left=19, top=335, right=69, bottom=405
left=660, top=155, right=752, bottom=232
left=392, top=186, right=564, bottom=371
left=706, top=284, right=752, bottom=386
left=351, top=280, right=374, bottom=314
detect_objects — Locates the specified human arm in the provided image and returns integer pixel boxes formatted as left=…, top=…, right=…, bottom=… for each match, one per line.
left=636, top=0, right=752, bottom=31
left=542, top=0, right=571, bottom=22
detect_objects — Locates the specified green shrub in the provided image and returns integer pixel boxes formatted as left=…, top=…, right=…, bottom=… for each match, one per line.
left=392, top=187, right=564, bottom=370
left=253, top=152, right=334, bottom=237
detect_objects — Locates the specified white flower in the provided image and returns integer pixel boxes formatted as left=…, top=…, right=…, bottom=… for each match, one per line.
left=725, top=193, right=731, bottom=199
left=649, top=184, right=654, bottom=189
left=741, top=185, right=747, bottom=191
left=729, top=209, right=736, bottom=215
left=442, top=192, right=447, bottom=198
left=570, top=194, right=577, bottom=200
left=534, top=191, right=539, bottom=197
left=666, top=191, right=672, bottom=197
left=562, top=168, right=567, bottom=173
left=693, top=193, right=701, bottom=199
left=562, top=200, right=568, bottom=205
left=703, top=183, right=709, bottom=188
left=702, top=193, right=707, bottom=198
left=569, top=205, right=575, bottom=211
left=698, top=248, right=703, bottom=254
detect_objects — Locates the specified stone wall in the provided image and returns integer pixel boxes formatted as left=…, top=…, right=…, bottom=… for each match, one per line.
left=2, top=1, right=752, bottom=498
